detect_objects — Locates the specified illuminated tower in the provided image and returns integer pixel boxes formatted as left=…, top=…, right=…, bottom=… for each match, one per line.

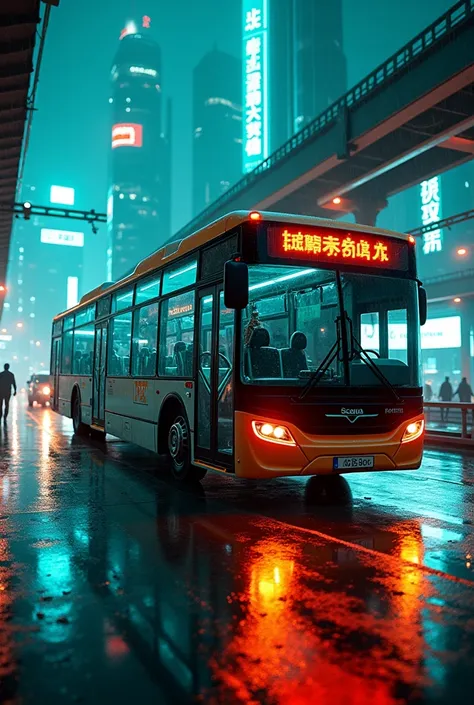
left=192, top=48, right=242, bottom=216
left=108, top=18, right=171, bottom=281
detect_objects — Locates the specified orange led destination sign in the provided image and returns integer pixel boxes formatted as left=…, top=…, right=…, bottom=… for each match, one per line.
left=266, top=226, right=408, bottom=270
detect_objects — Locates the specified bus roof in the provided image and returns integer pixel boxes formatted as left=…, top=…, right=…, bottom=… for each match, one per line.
left=54, top=210, right=412, bottom=320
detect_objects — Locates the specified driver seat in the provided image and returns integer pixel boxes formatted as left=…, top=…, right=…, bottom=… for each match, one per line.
left=281, top=332, right=308, bottom=377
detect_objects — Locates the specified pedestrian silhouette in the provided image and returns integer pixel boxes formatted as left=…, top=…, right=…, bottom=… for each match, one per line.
left=0, top=363, right=17, bottom=423
left=439, top=376, right=453, bottom=423
left=454, top=377, right=473, bottom=403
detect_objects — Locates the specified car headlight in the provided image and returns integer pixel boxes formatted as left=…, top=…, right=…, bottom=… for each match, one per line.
left=42, top=386, right=51, bottom=396
left=401, top=419, right=424, bottom=443
left=252, top=420, right=296, bottom=446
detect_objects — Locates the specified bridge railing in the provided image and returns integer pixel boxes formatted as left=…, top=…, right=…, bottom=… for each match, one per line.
left=424, top=401, right=474, bottom=441
left=172, top=0, right=474, bottom=243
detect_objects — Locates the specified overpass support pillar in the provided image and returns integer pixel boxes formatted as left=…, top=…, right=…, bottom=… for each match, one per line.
left=352, top=198, right=388, bottom=227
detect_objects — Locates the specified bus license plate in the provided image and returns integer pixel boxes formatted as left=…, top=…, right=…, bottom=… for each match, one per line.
left=333, top=456, right=374, bottom=470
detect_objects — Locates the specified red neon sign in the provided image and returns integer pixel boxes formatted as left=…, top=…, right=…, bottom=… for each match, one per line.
left=111, top=123, right=143, bottom=149
left=267, top=227, right=408, bottom=270
left=142, top=15, right=151, bottom=28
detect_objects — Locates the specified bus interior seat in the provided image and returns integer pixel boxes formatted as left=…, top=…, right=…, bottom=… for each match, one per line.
left=74, top=350, right=82, bottom=374
left=148, top=350, right=157, bottom=375
left=185, top=344, right=194, bottom=376
left=281, top=331, right=308, bottom=377
left=139, top=347, right=150, bottom=376
left=350, top=358, right=410, bottom=386
left=174, top=341, right=187, bottom=376
left=247, top=327, right=282, bottom=379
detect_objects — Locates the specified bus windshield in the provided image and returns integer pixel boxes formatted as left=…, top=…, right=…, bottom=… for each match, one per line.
left=242, top=264, right=421, bottom=389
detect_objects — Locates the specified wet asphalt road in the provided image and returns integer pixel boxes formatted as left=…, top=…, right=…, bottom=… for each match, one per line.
left=0, top=400, right=473, bottom=705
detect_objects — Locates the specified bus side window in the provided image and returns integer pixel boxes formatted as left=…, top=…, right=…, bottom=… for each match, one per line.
left=108, top=313, right=132, bottom=377
left=132, top=303, right=158, bottom=377
left=159, top=292, right=195, bottom=377
left=61, top=330, right=74, bottom=374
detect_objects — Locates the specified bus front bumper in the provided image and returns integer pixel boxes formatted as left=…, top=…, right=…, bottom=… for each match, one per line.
left=234, top=411, right=424, bottom=479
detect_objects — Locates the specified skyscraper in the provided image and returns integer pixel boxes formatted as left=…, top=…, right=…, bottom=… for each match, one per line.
left=266, top=0, right=347, bottom=153
left=192, top=48, right=242, bottom=216
left=293, top=0, right=346, bottom=132
left=108, top=19, right=171, bottom=281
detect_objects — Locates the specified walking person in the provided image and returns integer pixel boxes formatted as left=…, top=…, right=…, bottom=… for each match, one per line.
left=439, top=376, right=453, bottom=423
left=454, top=376, right=473, bottom=402
left=0, top=363, right=17, bottom=423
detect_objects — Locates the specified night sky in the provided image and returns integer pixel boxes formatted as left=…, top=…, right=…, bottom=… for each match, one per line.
left=24, top=0, right=452, bottom=291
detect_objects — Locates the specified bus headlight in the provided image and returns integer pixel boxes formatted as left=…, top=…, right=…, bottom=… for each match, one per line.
left=401, top=419, right=424, bottom=443
left=42, top=386, right=51, bottom=396
left=252, top=420, right=296, bottom=446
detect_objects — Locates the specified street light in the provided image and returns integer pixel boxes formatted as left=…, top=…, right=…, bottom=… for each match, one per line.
left=35, top=341, right=41, bottom=347
left=16, top=322, right=23, bottom=328
left=332, top=197, right=341, bottom=205
left=454, top=297, right=462, bottom=303
left=457, top=247, right=468, bottom=256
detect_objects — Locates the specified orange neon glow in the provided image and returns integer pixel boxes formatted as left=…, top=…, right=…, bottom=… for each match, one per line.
left=249, top=211, right=262, bottom=221
left=280, top=229, right=389, bottom=263
left=252, top=420, right=296, bottom=445
left=401, top=419, right=424, bottom=443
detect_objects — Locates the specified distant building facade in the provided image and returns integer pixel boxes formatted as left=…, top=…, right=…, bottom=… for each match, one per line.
left=2, top=183, right=84, bottom=379
left=192, top=48, right=242, bottom=216
left=108, top=24, right=171, bottom=281
left=268, top=0, right=347, bottom=152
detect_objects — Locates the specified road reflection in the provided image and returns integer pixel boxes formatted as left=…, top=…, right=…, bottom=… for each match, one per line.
left=44, top=453, right=468, bottom=705
left=3, top=407, right=474, bottom=704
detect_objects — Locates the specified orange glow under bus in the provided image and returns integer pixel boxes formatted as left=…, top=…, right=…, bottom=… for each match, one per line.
left=50, top=211, right=425, bottom=481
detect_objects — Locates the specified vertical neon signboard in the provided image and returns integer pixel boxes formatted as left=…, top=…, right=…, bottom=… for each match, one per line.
left=420, top=176, right=442, bottom=254
left=243, top=0, right=268, bottom=173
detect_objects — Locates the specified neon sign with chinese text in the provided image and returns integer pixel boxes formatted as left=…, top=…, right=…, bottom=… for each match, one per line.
left=420, top=176, right=442, bottom=254
left=112, top=123, right=143, bottom=149
left=243, top=0, right=268, bottom=173
left=266, top=227, right=409, bottom=271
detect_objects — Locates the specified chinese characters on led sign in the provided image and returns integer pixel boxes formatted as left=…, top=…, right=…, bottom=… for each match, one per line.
left=267, top=227, right=408, bottom=270
left=111, top=123, right=143, bottom=149
left=420, top=176, right=442, bottom=255
left=243, top=0, right=268, bottom=173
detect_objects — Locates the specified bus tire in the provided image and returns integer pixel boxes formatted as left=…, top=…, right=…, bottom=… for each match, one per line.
left=72, top=389, right=90, bottom=437
left=166, top=410, right=206, bottom=482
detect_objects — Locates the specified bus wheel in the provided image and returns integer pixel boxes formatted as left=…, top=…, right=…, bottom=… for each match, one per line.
left=167, top=413, right=207, bottom=482
left=72, top=392, right=90, bottom=437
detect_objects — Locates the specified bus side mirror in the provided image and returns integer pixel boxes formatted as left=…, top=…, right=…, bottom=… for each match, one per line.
left=419, top=286, right=427, bottom=326
left=224, top=260, right=248, bottom=310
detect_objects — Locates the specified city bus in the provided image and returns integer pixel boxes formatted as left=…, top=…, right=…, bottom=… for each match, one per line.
left=50, top=211, right=426, bottom=482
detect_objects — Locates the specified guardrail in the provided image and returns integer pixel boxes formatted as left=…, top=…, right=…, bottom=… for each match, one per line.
left=170, top=0, right=474, bottom=243
left=424, top=401, right=474, bottom=444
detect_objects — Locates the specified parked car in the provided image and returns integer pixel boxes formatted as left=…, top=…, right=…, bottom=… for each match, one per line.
left=27, top=373, right=52, bottom=407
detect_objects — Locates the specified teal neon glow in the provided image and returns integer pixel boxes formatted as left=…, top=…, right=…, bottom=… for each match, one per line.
left=420, top=176, right=442, bottom=254
left=243, top=0, right=269, bottom=173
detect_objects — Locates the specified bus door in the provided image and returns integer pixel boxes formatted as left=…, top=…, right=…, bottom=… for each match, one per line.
left=51, top=337, right=61, bottom=410
left=195, top=287, right=235, bottom=467
left=92, top=321, right=108, bottom=427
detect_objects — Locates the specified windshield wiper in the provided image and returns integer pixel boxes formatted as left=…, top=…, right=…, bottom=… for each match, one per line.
left=296, top=316, right=344, bottom=401
left=346, top=316, right=401, bottom=403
